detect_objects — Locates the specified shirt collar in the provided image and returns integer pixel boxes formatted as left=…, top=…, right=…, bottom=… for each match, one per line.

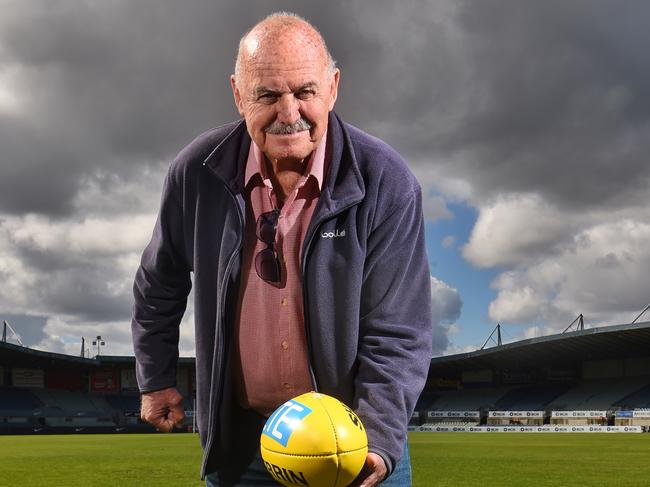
left=244, top=128, right=328, bottom=191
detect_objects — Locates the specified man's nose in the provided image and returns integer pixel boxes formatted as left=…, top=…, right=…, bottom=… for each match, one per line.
left=276, top=94, right=300, bottom=125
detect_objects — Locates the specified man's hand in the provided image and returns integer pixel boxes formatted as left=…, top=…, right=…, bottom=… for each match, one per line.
left=350, top=452, right=387, bottom=487
left=140, top=387, right=185, bottom=432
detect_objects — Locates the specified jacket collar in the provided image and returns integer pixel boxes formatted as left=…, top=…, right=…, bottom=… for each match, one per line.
left=203, top=112, right=365, bottom=216
left=203, top=120, right=250, bottom=195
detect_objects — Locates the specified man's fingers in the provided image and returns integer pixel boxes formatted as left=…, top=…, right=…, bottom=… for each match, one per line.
left=139, top=387, right=185, bottom=431
left=148, top=407, right=185, bottom=432
left=169, top=405, right=186, bottom=428
left=158, top=418, right=175, bottom=432
left=358, top=474, right=381, bottom=487
left=351, top=453, right=387, bottom=487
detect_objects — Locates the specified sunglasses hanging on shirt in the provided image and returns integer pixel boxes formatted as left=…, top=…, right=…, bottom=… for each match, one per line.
left=255, top=208, right=281, bottom=283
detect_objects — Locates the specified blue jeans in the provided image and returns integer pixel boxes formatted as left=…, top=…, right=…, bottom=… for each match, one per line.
left=205, top=442, right=412, bottom=486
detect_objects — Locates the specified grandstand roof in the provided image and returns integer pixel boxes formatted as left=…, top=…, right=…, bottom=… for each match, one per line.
left=0, top=341, right=98, bottom=369
left=98, top=355, right=195, bottom=366
left=430, top=321, right=650, bottom=374
left=4, top=321, right=650, bottom=375
left=0, top=342, right=197, bottom=369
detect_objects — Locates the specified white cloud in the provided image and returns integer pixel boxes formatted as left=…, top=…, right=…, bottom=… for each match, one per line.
left=462, top=193, right=575, bottom=268
left=0, top=214, right=153, bottom=322
left=32, top=316, right=131, bottom=357
left=412, top=163, right=474, bottom=203
left=7, top=213, right=154, bottom=256
left=431, top=276, right=462, bottom=325
left=0, top=167, right=165, bottom=347
left=430, top=275, right=463, bottom=356
left=487, top=218, right=650, bottom=331
left=488, top=285, right=545, bottom=324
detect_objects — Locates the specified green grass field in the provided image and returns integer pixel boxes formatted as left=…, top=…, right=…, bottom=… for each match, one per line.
left=1, top=432, right=649, bottom=486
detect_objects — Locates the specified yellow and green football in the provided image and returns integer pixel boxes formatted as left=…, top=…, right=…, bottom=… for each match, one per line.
left=260, top=392, right=368, bottom=487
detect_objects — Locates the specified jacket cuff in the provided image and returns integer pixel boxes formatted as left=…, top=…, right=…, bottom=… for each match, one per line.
left=368, top=447, right=393, bottom=477
left=139, top=383, right=177, bottom=394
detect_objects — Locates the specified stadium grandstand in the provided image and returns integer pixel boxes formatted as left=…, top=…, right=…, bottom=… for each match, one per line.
left=412, top=319, right=650, bottom=433
left=2, top=318, right=650, bottom=435
left=0, top=325, right=195, bottom=435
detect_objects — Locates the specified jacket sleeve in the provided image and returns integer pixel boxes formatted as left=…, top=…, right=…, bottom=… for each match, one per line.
left=356, top=186, right=432, bottom=473
left=131, top=165, right=192, bottom=394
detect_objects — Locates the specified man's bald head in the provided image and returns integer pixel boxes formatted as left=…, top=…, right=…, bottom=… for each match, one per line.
left=234, top=12, right=336, bottom=87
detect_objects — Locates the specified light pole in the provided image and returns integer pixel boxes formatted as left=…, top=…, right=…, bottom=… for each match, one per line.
left=92, top=335, right=106, bottom=357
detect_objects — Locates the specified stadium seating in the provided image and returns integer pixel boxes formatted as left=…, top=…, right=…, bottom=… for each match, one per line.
left=31, top=389, right=113, bottom=416
left=613, top=381, right=650, bottom=409
left=428, top=386, right=513, bottom=411
left=494, top=384, right=572, bottom=410
left=0, top=386, right=163, bottom=434
left=104, top=394, right=141, bottom=412
left=414, top=391, right=439, bottom=412
left=548, top=377, right=650, bottom=410
left=0, top=387, right=43, bottom=414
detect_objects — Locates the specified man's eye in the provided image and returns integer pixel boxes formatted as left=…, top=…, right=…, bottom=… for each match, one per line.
left=296, top=90, right=315, bottom=100
left=258, top=93, right=278, bottom=102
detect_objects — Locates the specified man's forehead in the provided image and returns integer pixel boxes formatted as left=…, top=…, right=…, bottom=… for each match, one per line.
left=240, top=25, right=327, bottom=71
left=243, top=60, right=327, bottom=89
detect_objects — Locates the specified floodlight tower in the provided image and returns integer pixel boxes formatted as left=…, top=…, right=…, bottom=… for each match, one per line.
left=92, top=335, right=106, bottom=357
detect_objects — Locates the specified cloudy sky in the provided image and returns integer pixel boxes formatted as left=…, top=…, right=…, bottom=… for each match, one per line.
left=1, top=0, right=649, bottom=358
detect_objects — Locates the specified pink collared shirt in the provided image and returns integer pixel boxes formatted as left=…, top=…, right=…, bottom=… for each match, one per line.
left=232, top=131, right=329, bottom=415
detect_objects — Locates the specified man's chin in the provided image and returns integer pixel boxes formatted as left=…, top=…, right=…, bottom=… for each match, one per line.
left=266, top=151, right=312, bottom=165
left=264, top=139, right=314, bottom=163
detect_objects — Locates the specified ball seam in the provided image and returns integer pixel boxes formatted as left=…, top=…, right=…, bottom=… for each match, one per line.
left=260, top=445, right=368, bottom=458
left=319, top=395, right=344, bottom=486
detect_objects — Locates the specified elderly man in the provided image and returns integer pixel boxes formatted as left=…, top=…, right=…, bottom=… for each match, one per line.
left=132, top=12, right=432, bottom=487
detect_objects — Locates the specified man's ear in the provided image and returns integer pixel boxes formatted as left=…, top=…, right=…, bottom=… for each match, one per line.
left=328, top=68, right=340, bottom=111
left=230, top=75, right=245, bottom=116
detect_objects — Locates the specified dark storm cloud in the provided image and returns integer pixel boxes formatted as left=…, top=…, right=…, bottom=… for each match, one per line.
left=0, top=1, right=378, bottom=216
left=0, top=117, right=81, bottom=215
left=3, top=0, right=650, bottom=216
left=9, top=243, right=133, bottom=322
left=0, top=1, right=242, bottom=215
left=433, top=1, right=650, bottom=210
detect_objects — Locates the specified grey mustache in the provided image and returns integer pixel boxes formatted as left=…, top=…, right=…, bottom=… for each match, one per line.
left=265, top=118, right=312, bottom=135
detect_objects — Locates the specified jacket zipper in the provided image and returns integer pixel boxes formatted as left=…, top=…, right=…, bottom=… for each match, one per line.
left=301, top=224, right=320, bottom=392
left=200, top=183, right=244, bottom=478
left=301, top=201, right=360, bottom=392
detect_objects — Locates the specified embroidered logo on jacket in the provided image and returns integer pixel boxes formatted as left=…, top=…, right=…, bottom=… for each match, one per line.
left=321, top=229, right=346, bottom=238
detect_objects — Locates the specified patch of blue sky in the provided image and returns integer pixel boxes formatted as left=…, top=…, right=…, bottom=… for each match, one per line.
left=425, top=201, right=500, bottom=352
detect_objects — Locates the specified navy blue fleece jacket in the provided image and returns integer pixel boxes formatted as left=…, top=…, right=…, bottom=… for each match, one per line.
left=131, top=112, right=433, bottom=479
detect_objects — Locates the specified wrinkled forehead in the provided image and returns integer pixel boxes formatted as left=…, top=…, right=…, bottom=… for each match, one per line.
left=241, top=26, right=328, bottom=72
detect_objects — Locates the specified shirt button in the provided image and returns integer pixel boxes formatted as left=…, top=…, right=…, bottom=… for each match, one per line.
left=281, top=298, right=288, bottom=306
left=283, top=382, right=292, bottom=390
left=281, top=341, right=289, bottom=350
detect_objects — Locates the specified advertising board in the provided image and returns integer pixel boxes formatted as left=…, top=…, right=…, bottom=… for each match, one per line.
left=428, top=411, right=480, bottom=419
left=11, top=367, right=44, bottom=388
